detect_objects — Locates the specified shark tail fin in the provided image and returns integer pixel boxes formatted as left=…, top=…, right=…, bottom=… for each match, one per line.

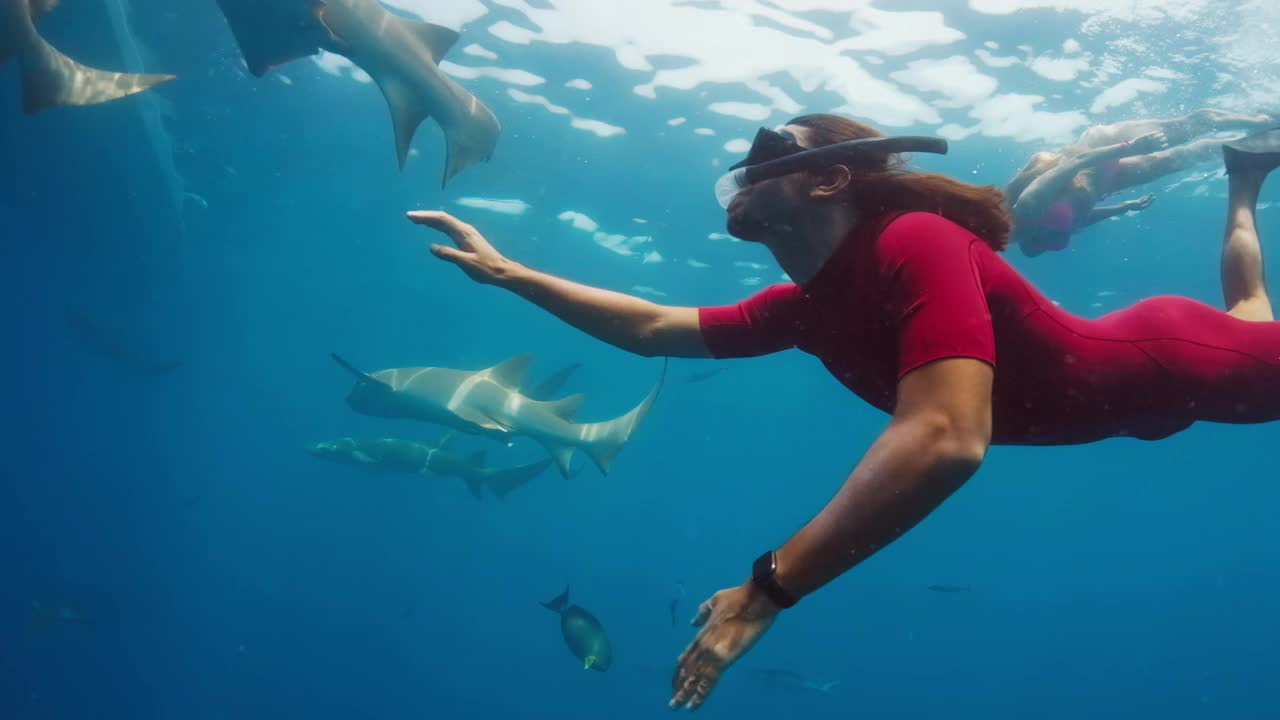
left=577, top=358, right=667, bottom=475
left=376, top=75, right=431, bottom=170
left=485, top=458, right=552, bottom=500
left=441, top=97, right=501, bottom=188
left=539, top=585, right=570, bottom=614
left=18, top=30, right=174, bottom=113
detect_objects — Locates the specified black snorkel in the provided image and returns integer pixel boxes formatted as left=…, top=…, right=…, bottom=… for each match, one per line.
left=716, top=128, right=950, bottom=208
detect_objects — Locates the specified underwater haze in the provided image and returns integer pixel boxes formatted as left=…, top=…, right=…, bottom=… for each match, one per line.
left=2, top=0, right=1278, bottom=718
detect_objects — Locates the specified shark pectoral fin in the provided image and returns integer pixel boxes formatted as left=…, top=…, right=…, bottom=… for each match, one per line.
left=29, top=0, right=61, bottom=19
left=542, top=393, right=585, bottom=422
left=486, top=354, right=532, bottom=390
left=410, top=21, right=461, bottom=64
left=213, top=0, right=326, bottom=77
left=19, top=35, right=175, bottom=113
left=534, top=438, right=576, bottom=479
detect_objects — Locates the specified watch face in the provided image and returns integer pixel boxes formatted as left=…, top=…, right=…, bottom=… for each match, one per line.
left=752, top=551, right=774, bottom=580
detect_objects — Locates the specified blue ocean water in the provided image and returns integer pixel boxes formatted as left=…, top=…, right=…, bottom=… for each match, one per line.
left=1, top=0, right=1277, bottom=717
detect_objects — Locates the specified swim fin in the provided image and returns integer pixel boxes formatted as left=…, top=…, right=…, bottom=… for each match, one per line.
left=1223, top=128, right=1280, bottom=175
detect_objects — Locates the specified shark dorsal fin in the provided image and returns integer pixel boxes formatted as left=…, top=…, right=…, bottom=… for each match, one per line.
left=486, top=354, right=532, bottom=389
left=409, top=21, right=461, bottom=64
left=528, top=362, right=581, bottom=400
left=543, top=393, right=585, bottom=422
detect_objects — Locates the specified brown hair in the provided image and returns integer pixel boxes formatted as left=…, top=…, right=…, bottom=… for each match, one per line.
left=790, top=114, right=1012, bottom=251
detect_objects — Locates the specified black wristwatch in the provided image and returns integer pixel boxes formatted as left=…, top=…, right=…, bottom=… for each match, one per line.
left=750, top=550, right=799, bottom=609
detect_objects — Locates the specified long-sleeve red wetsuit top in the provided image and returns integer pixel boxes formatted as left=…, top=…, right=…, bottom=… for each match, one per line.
left=699, top=211, right=1280, bottom=445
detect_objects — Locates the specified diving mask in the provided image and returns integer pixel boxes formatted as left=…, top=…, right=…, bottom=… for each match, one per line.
left=715, top=126, right=950, bottom=208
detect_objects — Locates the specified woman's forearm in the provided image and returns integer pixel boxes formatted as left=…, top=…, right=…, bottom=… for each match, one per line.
left=773, top=416, right=985, bottom=599
left=495, top=261, right=697, bottom=357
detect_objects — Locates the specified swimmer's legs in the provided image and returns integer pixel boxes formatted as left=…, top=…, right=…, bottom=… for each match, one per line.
left=1220, top=131, right=1280, bottom=321
left=1075, top=109, right=1276, bottom=150
left=1111, top=137, right=1229, bottom=190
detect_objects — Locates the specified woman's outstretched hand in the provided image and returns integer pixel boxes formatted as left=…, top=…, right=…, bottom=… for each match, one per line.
left=670, top=582, right=780, bottom=711
left=407, top=210, right=513, bottom=285
left=1126, top=131, right=1169, bottom=156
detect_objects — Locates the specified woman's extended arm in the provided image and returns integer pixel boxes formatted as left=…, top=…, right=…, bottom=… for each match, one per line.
left=771, top=356, right=992, bottom=597
left=1011, top=131, right=1167, bottom=222
left=409, top=210, right=710, bottom=358
left=670, top=356, right=993, bottom=711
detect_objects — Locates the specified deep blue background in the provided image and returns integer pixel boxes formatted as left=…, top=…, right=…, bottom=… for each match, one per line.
left=1, top=1, right=1276, bottom=718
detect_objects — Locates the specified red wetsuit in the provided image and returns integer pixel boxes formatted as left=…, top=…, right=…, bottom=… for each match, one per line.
left=699, top=211, right=1280, bottom=445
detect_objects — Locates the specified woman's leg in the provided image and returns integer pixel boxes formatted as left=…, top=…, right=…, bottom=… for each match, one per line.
left=1110, top=136, right=1229, bottom=192
left=1075, top=109, right=1275, bottom=150
left=1222, top=165, right=1273, bottom=321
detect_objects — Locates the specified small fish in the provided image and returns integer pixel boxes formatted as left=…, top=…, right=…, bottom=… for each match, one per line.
left=540, top=585, right=612, bottom=672
left=927, top=584, right=972, bottom=593
left=30, top=600, right=91, bottom=627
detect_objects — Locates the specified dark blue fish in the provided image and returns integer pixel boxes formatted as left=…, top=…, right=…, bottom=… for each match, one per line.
left=540, top=586, right=612, bottom=671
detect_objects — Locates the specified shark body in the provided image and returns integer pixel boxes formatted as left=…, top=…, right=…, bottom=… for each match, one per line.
left=308, top=433, right=551, bottom=499
left=0, top=0, right=173, bottom=113
left=332, top=353, right=665, bottom=478
left=213, top=0, right=500, bottom=185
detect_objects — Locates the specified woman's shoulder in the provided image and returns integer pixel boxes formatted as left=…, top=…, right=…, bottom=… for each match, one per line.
left=876, top=211, right=977, bottom=249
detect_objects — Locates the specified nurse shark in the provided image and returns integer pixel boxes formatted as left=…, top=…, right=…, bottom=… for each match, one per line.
left=331, top=352, right=665, bottom=478
left=307, top=433, right=552, bottom=500
left=0, top=0, right=174, bottom=113
left=213, top=0, right=500, bottom=185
